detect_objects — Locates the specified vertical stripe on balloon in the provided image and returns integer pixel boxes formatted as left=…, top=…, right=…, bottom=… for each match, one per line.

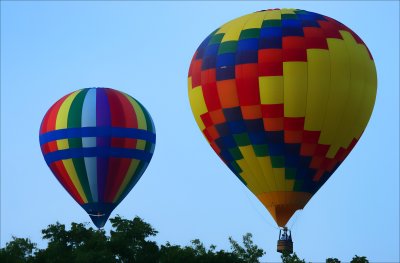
left=56, top=90, right=88, bottom=202
left=105, top=89, right=134, bottom=202
left=84, top=157, right=98, bottom=202
left=126, top=95, right=146, bottom=130
left=40, top=94, right=70, bottom=155
left=319, top=38, right=351, bottom=155
left=49, top=161, right=84, bottom=204
left=68, top=89, right=93, bottom=202
left=115, top=161, right=150, bottom=205
left=105, top=158, right=132, bottom=202
left=113, top=159, right=140, bottom=203
left=96, top=88, right=111, bottom=202
left=81, top=88, right=97, bottom=128
left=126, top=95, right=153, bottom=151
left=40, top=93, right=70, bottom=134
left=82, top=88, right=98, bottom=201
left=304, top=49, right=331, bottom=131
left=328, top=31, right=365, bottom=157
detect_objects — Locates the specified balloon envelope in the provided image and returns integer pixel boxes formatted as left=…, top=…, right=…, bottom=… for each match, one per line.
left=39, top=88, right=156, bottom=228
left=188, top=9, right=377, bottom=227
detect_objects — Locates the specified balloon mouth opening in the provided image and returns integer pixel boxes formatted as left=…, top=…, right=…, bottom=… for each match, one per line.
left=89, top=213, right=111, bottom=229
left=81, top=202, right=116, bottom=228
left=88, top=213, right=106, bottom=217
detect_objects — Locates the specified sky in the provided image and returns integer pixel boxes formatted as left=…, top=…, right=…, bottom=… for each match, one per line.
left=1, top=1, right=399, bottom=262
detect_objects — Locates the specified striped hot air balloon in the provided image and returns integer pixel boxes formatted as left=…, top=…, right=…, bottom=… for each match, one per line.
left=39, top=88, right=155, bottom=228
left=188, top=8, right=377, bottom=231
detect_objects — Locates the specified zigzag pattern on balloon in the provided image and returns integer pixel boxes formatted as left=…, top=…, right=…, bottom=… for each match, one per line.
left=188, top=8, right=377, bottom=226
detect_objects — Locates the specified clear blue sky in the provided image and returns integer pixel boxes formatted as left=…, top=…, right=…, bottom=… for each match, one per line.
left=1, top=1, right=399, bottom=262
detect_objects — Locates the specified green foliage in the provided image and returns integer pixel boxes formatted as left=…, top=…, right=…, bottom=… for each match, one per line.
left=326, top=258, right=341, bottom=263
left=159, top=239, right=244, bottom=263
left=0, top=217, right=370, bottom=263
left=281, top=251, right=306, bottom=263
left=350, top=255, right=369, bottom=263
left=0, top=236, right=36, bottom=263
left=33, top=222, right=114, bottom=263
left=159, top=242, right=195, bottom=263
left=109, top=215, right=159, bottom=263
left=229, top=233, right=265, bottom=263
left=0, top=216, right=264, bottom=263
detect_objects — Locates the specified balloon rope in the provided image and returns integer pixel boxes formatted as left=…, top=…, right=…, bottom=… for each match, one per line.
left=288, top=210, right=301, bottom=230
left=240, top=187, right=279, bottom=230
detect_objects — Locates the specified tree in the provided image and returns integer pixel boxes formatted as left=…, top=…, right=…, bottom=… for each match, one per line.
left=35, top=221, right=114, bottom=263
left=350, top=255, right=369, bottom=263
left=281, top=251, right=306, bottom=263
left=0, top=236, right=37, bottom=263
left=326, top=258, right=341, bottom=263
left=159, top=242, right=197, bottom=263
left=38, top=222, right=74, bottom=263
left=159, top=239, right=244, bottom=263
left=2, top=215, right=370, bottom=263
left=229, top=233, right=265, bottom=263
left=189, top=239, right=244, bottom=263
left=109, top=215, right=159, bottom=263
left=69, top=223, right=114, bottom=263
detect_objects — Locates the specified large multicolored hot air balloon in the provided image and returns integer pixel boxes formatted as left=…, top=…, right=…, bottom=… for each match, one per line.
left=188, top=8, right=376, bottom=235
left=39, top=88, right=155, bottom=228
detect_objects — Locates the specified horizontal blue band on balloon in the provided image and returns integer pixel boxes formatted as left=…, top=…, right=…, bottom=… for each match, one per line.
left=39, top=127, right=156, bottom=145
left=43, top=146, right=153, bottom=165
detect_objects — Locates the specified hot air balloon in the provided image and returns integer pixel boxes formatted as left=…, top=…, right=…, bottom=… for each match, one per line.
left=39, top=88, right=156, bottom=228
left=188, top=8, right=377, bottom=253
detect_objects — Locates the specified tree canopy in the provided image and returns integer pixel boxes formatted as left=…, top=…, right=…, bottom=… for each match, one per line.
left=0, top=216, right=263, bottom=263
left=0, top=216, right=369, bottom=263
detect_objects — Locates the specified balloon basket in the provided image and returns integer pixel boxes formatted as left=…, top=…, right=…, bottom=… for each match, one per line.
left=277, top=227, right=293, bottom=254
